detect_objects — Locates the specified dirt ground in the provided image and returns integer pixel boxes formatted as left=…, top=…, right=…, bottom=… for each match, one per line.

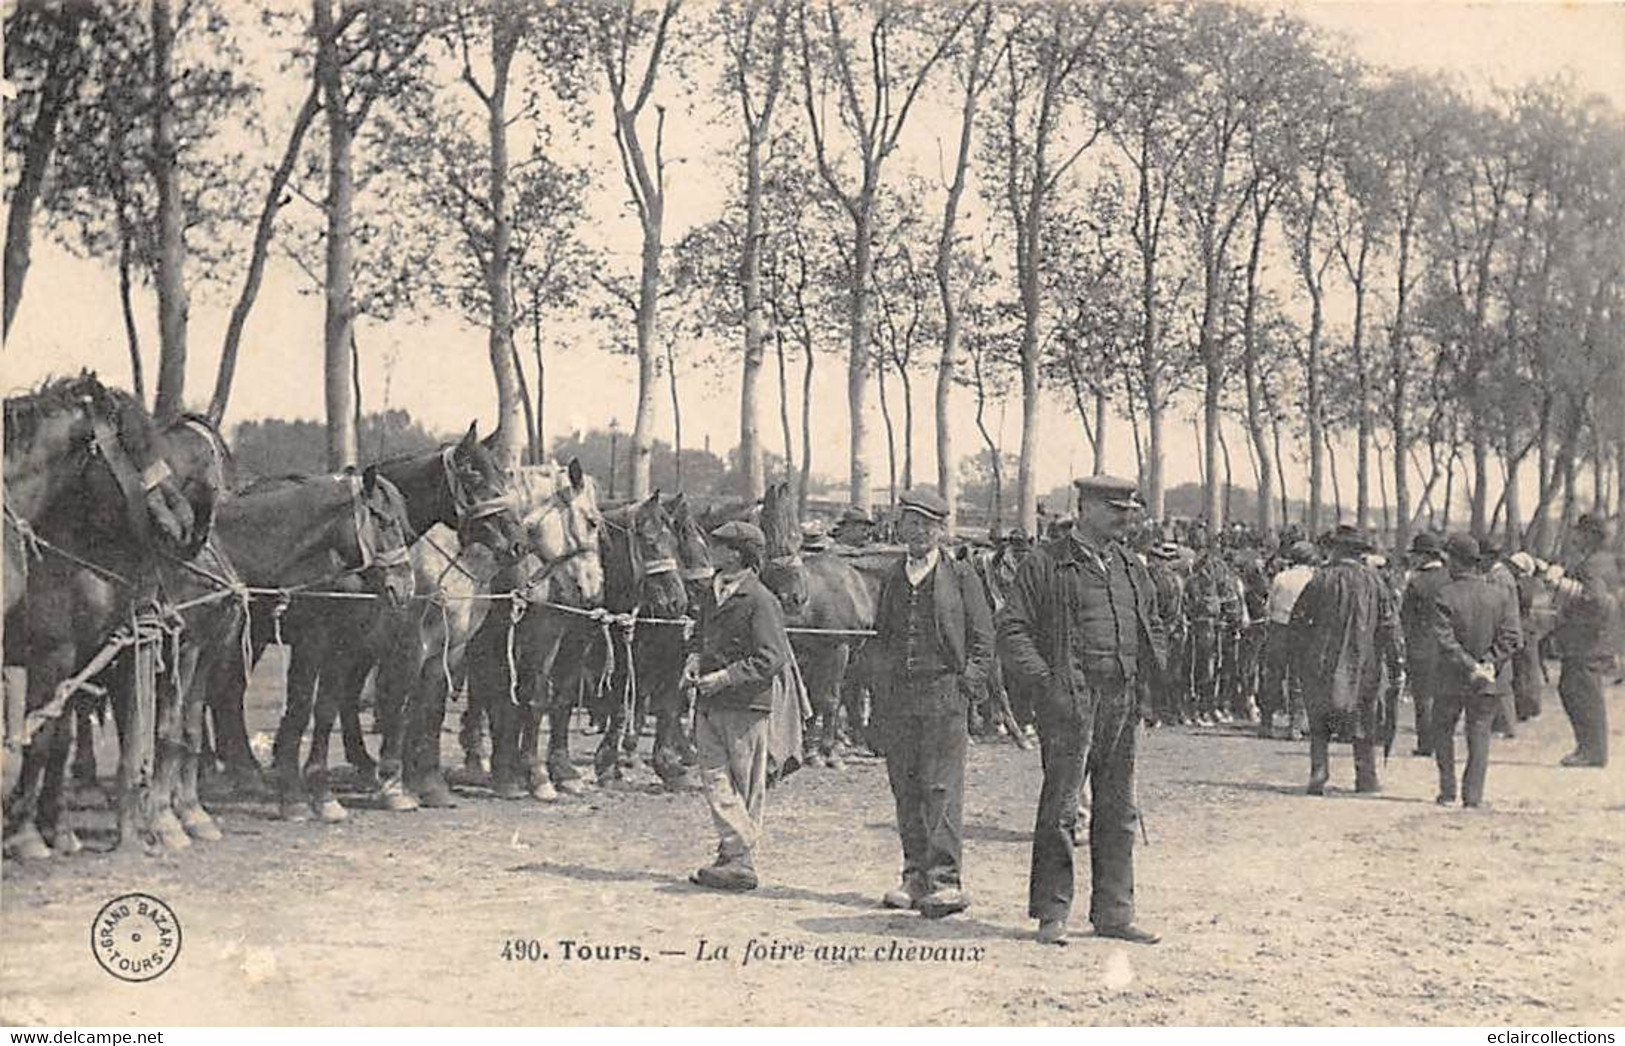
left=3, top=649, right=1623, bottom=1026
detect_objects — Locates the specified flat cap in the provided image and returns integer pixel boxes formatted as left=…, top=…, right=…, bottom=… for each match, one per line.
left=839, top=506, right=872, bottom=525
left=1287, top=540, right=1318, bottom=563
left=898, top=486, right=950, bottom=522
left=1327, top=523, right=1373, bottom=551
left=1409, top=532, right=1443, bottom=556
left=1074, top=474, right=1143, bottom=509
left=1444, top=533, right=1480, bottom=564
left=709, top=520, right=766, bottom=555
left=799, top=519, right=830, bottom=550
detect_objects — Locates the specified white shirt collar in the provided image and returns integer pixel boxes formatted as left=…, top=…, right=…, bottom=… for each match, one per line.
left=713, top=568, right=751, bottom=606
left=905, top=547, right=940, bottom=587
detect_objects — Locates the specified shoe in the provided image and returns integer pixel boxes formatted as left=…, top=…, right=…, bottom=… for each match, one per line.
left=1435, top=793, right=1456, bottom=806
left=917, top=887, right=970, bottom=919
left=1560, top=751, right=1606, bottom=768
left=1411, top=747, right=1432, bottom=757
left=882, top=877, right=925, bottom=910
left=1036, top=919, right=1068, bottom=946
left=691, top=860, right=759, bottom=892
left=1094, top=923, right=1160, bottom=945
left=1355, top=780, right=1383, bottom=794
left=1462, top=799, right=1489, bottom=810
left=1306, top=779, right=1326, bottom=796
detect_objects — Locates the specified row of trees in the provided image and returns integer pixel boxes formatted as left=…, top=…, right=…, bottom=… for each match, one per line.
left=6, top=0, right=1623, bottom=553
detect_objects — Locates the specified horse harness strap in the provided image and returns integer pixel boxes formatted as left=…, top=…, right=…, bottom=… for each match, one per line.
left=90, top=412, right=166, bottom=550
left=441, top=446, right=508, bottom=525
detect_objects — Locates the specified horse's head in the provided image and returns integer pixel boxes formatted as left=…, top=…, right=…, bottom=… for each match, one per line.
left=607, top=491, right=688, bottom=619
left=162, top=413, right=235, bottom=559
left=446, top=422, right=526, bottom=560
left=356, top=465, right=416, bottom=608
left=516, top=458, right=604, bottom=608
left=7, top=373, right=197, bottom=554
left=666, top=492, right=715, bottom=604
left=758, top=481, right=808, bottom=615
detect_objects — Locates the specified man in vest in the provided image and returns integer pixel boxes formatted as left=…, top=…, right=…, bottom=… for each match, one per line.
left=870, top=487, right=994, bottom=918
left=1260, top=540, right=1318, bottom=739
left=998, top=475, right=1168, bottom=946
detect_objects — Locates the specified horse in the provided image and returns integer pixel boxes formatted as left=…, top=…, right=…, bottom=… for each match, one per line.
left=546, top=493, right=688, bottom=790
left=191, top=471, right=417, bottom=823
left=750, top=483, right=879, bottom=768
left=2, top=378, right=208, bottom=857
left=462, top=461, right=605, bottom=801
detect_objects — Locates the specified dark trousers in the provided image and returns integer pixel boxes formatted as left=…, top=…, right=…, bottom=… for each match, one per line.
left=1189, top=622, right=1219, bottom=717
left=1558, top=657, right=1610, bottom=765
left=1512, top=642, right=1542, bottom=720
left=1259, top=624, right=1294, bottom=721
left=1028, top=676, right=1138, bottom=929
left=880, top=711, right=967, bottom=893
left=1410, top=664, right=1436, bottom=755
left=1432, top=689, right=1498, bottom=804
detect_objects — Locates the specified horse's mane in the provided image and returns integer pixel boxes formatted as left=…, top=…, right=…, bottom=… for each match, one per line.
left=3, top=371, right=147, bottom=453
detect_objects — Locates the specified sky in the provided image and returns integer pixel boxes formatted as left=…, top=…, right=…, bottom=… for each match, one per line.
left=4, top=0, right=1624, bottom=512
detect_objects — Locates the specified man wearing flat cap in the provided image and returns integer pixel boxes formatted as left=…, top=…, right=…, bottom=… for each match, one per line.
left=998, top=474, right=1168, bottom=946
left=834, top=506, right=875, bottom=547
left=1288, top=524, right=1404, bottom=795
left=1400, top=532, right=1450, bottom=756
left=868, top=486, right=994, bottom=918
left=685, top=520, right=793, bottom=891
left=1430, top=534, right=1522, bottom=807
left=1548, top=514, right=1617, bottom=767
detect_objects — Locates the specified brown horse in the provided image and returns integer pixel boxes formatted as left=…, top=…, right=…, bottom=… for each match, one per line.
left=2, top=378, right=206, bottom=857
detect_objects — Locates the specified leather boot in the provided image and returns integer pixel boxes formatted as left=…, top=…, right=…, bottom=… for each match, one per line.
left=1353, top=739, right=1381, bottom=793
left=1307, top=732, right=1330, bottom=795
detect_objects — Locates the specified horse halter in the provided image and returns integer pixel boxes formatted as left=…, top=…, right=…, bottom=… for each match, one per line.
left=86, top=404, right=173, bottom=549
left=516, top=494, right=600, bottom=600
left=440, top=446, right=510, bottom=532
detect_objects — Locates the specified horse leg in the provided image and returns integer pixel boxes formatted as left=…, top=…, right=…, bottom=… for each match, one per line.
left=40, top=701, right=83, bottom=855
left=108, top=647, right=162, bottom=856
left=177, top=646, right=222, bottom=841
left=329, top=645, right=378, bottom=788
left=70, top=700, right=98, bottom=792
left=304, top=655, right=349, bottom=824
left=272, top=637, right=321, bottom=822
left=4, top=660, right=67, bottom=859
left=593, top=648, right=630, bottom=785
left=546, top=628, right=590, bottom=793
left=406, top=662, right=458, bottom=808
left=148, top=644, right=193, bottom=851
left=208, top=630, right=269, bottom=796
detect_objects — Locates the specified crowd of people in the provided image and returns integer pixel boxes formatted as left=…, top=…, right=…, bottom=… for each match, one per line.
left=678, top=477, right=1616, bottom=947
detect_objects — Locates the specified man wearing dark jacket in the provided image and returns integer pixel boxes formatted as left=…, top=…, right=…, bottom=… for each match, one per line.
left=998, top=474, right=1168, bottom=946
left=687, top=521, right=792, bottom=891
left=1400, top=532, right=1450, bottom=757
left=1550, top=514, right=1617, bottom=768
left=1431, top=535, right=1523, bottom=808
left=869, top=487, right=994, bottom=918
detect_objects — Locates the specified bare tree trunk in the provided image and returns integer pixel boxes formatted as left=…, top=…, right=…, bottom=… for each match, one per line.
left=482, top=22, right=523, bottom=471
left=1376, top=439, right=1391, bottom=539
left=510, top=339, right=538, bottom=466
left=1124, top=370, right=1144, bottom=480
left=1218, top=420, right=1234, bottom=526
left=898, top=362, right=914, bottom=491
left=315, top=0, right=356, bottom=470
left=799, top=337, right=814, bottom=518
left=1093, top=389, right=1107, bottom=475
left=209, top=81, right=322, bottom=424
left=1272, top=414, right=1290, bottom=527
left=877, top=357, right=897, bottom=506
left=1305, top=291, right=1325, bottom=533
left=849, top=202, right=877, bottom=510
left=533, top=295, right=547, bottom=458
left=116, top=207, right=145, bottom=406
left=1242, top=207, right=1275, bottom=535
left=1390, top=211, right=1417, bottom=553
left=150, top=0, right=189, bottom=423
left=665, top=336, right=682, bottom=489
left=3, top=6, right=84, bottom=339
left=775, top=330, right=794, bottom=492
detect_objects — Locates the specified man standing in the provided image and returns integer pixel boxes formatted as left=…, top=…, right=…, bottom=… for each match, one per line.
left=1431, top=535, right=1523, bottom=808
left=1289, top=525, right=1405, bottom=795
left=1145, top=542, right=1187, bottom=727
left=869, top=488, right=994, bottom=919
left=1549, top=514, right=1617, bottom=768
left=1400, top=532, right=1450, bottom=757
left=1478, top=536, right=1525, bottom=739
left=686, top=521, right=792, bottom=891
left=999, top=475, right=1168, bottom=946
left=1259, top=540, right=1317, bottom=739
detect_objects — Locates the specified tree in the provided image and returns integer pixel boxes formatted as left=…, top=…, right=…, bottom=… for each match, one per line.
left=984, top=0, right=1112, bottom=534
left=797, top=0, right=972, bottom=512
left=590, top=0, right=684, bottom=499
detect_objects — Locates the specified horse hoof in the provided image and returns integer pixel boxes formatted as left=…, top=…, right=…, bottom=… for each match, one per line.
left=152, top=811, right=192, bottom=851
left=314, top=798, right=349, bottom=823
left=555, top=777, right=591, bottom=797
left=804, top=751, right=826, bottom=769
left=413, top=778, right=459, bottom=809
left=181, top=806, right=224, bottom=842
left=824, top=753, right=847, bottom=771
left=379, top=778, right=419, bottom=811
left=350, top=764, right=381, bottom=791
left=529, top=780, right=559, bottom=802
left=279, top=800, right=312, bottom=822
left=492, top=778, right=528, bottom=801
left=464, top=754, right=490, bottom=776
left=3, top=825, right=53, bottom=860
left=50, top=828, right=84, bottom=856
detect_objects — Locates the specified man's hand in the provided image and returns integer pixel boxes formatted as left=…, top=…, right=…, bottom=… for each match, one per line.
left=1470, top=661, right=1496, bottom=685
left=695, top=670, right=728, bottom=698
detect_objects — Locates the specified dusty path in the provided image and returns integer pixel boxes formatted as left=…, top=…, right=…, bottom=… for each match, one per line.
left=3, top=657, right=1622, bottom=1026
